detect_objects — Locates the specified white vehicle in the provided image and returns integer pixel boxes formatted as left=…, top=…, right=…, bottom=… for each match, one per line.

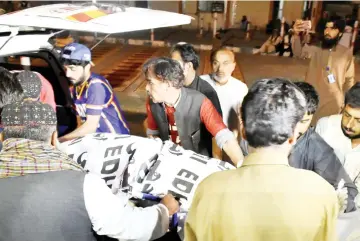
left=0, top=2, right=192, bottom=136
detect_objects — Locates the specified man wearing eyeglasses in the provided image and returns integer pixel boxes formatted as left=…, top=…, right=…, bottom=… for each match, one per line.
left=58, top=43, right=130, bottom=143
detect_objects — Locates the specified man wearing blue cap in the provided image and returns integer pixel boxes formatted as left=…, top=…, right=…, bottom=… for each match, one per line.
left=59, top=43, right=130, bottom=142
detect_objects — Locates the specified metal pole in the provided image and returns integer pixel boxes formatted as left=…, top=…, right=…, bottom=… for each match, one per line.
left=20, top=56, right=31, bottom=71
left=245, top=22, right=251, bottom=40
left=199, top=13, right=204, bottom=36
left=280, top=16, right=285, bottom=37
left=351, top=20, right=358, bottom=52
left=213, top=12, right=218, bottom=38
left=91, top=0, right=98, bottom=43
left=151, top=29, right=154, bottom=42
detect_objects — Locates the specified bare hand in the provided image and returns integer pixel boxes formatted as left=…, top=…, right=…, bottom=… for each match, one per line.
left=57, top=137, right=65, bottom=143
left=293, top=19, right=305, bottom=34
left=336, top=179, right=348, bottom=214
left=161, top=194, right=180, bottom=215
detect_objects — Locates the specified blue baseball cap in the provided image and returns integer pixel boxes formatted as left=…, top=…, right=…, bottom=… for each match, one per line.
left=61, top=43, right=92, bottom=63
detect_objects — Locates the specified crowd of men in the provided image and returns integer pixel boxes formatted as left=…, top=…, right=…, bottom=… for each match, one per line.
left=0, top=15, right=359, bottom=241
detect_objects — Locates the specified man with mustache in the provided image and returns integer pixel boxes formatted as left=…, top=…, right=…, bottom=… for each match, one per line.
left=316, top=83, right=360, bottom=208
left=200, top=47, right=248, bottom=135
left=167, top=43, right=223, bottom=159
left=201, top=47, right=248, bottom=160
left=301, top=17, right=356, bottom=124
left=58, top=43, right=130, bottom=142
left=144, top=57, right=243, bottom=167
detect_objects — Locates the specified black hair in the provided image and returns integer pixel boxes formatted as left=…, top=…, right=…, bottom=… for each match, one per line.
left=170, top=43, right=200, bottom=70
left=327, top=16, right=346, bottom=33
left=0, top=67, right=24, bottom=108
left=294, top=82, right=319, bottom=115
left=345, top=82, right=360, bottom=109
left=241, top=78, right=306, bottom=148
left=142, top=57, right=184, bottom=89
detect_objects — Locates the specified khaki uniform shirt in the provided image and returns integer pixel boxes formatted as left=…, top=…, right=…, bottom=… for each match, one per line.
left=305, top=44, right=355, bottom=124
left=185, top=148, right=339, bottom=241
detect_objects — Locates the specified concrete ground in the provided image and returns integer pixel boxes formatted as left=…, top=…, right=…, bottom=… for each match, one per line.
left=84, top=28, right=360, bottom=137
left=86, top=28, right=267, bottom=48
left=115, top=53, right=311, bottom=114
left=113, top=52, right=360, bottom=137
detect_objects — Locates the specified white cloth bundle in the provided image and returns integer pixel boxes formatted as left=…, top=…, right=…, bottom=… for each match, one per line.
left=59, top=134, right=234, bottom=210
left=131, top=140, right=235, bottom=210
left=58, top=133, right=163, bottom=193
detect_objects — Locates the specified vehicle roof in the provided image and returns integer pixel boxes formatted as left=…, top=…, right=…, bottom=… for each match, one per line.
left=0, top=3, right=192, bottom=56
left=0, top=3, right=192, bottom=34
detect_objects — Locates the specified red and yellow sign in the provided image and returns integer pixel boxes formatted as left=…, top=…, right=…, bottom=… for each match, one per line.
left=66, top=9, right=108, bottom=22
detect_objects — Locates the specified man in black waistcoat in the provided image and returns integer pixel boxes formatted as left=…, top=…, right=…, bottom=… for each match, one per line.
left=144, top=57, right=243, bottom=167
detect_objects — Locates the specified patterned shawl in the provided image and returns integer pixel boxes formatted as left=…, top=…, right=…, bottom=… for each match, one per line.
left=0, top=138, right=83, bottom=178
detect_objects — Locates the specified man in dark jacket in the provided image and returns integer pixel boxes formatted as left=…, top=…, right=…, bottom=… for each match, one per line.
left=144, top=44, right=223, bottom=157
left=170, top=43, right=222, bottom=116
left=241, top=81, right=357, bottom=213
left=169, top=43, right=223, bottom=159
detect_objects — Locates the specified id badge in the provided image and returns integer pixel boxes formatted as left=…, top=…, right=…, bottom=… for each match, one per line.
left=327, top=74, right=336, bottom=84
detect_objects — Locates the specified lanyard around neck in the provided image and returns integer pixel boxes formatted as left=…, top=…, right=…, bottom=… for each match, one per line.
left=326, top=49, right=333, bottom=74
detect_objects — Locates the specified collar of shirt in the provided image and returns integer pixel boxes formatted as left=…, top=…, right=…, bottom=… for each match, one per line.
left=75, top=80, right=88, bottom=98
left=210, top=73, right=232, bottom=87
left=241, top=147, right=290, bottom=167
left=293, top=127, right=313, bottom=147
left=174, top=90, right=182, bottom=109
left=188, top=75, right=199, bottom=90
left=164, top=90, right=182, bottom=109
left=353, top=141, right=360, bottom=150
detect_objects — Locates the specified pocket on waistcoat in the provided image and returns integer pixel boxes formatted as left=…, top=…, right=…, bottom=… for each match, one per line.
left=191, top=130, right=201, bottom=152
